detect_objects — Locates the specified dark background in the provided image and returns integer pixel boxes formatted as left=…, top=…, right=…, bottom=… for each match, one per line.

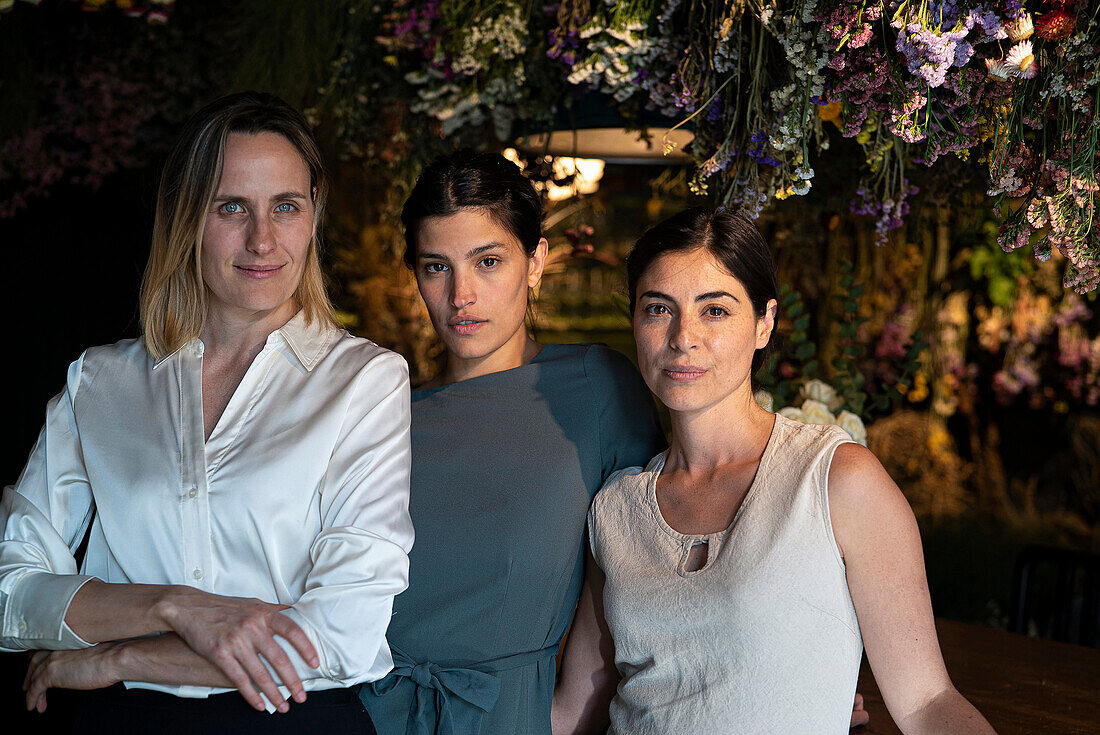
left=2, top=173, right=155, bottom=730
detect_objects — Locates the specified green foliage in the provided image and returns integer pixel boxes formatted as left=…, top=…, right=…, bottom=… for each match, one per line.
left=756, top=282, right=820, bottom=408
left=831, top=260, right=869, bottom=415
left=969, top=220, right=1033, bottom=308
left=759, top=266, right=929, bottom=421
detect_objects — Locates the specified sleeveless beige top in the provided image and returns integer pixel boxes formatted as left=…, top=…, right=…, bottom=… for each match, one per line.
left=589, top=414, right=863, bottom=734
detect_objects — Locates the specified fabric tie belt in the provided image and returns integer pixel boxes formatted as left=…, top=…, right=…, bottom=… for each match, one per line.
left=361, top=642, right=560, bottom=735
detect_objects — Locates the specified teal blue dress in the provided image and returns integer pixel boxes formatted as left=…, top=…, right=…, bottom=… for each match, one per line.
left=359, top=343, right=665, bottom=735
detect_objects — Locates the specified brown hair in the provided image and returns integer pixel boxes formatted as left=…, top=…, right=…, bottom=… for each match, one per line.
left=627, top=207, right=779, bottom=375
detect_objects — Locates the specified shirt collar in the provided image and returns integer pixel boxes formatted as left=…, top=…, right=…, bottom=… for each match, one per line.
left=151, top=311, right=340, bottom=372
left=274, top=310, right=340, bottom=372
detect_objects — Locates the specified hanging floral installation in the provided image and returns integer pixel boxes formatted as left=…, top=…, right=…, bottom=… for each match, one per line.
left=316, top=0, right=1099, bottom=291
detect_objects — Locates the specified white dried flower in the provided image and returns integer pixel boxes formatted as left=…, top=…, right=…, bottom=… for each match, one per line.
left=984, top=58, right=1014, bottom=82
left=1005, top=14, right=1033, bottom=42
left=800, top=379, right=843, bottom=411
left=1005, top=41, right=1038, bottom=79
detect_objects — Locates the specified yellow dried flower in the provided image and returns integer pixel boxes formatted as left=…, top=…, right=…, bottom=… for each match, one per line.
left=817, top=101, right=842, bottom=122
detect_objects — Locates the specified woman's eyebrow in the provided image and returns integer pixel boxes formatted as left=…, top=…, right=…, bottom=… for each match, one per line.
left=695, top=290, right=739, bottom=302
left=210, top=191, right=309, bottom=204
left=640, top=290, right=674, bottom=301
left=270, top=191, right=309, bottom=201
left=419, top=242, right=509, bottom=261
left=466, top=242, right=508, bottom=258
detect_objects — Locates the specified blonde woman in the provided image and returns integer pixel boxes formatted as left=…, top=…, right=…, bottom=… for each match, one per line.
left=3, top=93, right=412, bottom=734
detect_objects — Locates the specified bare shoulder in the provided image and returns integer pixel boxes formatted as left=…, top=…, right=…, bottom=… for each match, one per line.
left=827, top=442, right=918, bottom=557
left=828, top=443, right=893, bottom=497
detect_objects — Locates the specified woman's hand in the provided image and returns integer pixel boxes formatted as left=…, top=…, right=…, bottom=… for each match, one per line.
left=157, top=587, right=319, bottom=712
left=24, top=644, right=123, bottom=712
left=850, top=692, right=869, bottom=728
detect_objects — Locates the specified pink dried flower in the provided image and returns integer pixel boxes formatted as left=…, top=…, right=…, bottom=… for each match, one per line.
left=1005, top=41, right=1038, bottom=78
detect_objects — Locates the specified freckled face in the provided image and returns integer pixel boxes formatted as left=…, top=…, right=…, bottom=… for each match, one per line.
left=414, top=208, right=542, bottom=364
left=633, top=249, right=775, bottom=414
left=200, top=132, right=314, bottom=320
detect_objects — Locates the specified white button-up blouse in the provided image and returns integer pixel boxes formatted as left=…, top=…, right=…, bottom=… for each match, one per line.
left=0, top=312, right=414, bottom=698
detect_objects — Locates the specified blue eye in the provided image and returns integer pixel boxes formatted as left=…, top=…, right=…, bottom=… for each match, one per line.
left=275, top=202, right=296, bottom=213
left=220, top=202, right=242, bottom=214
left=424, top=262, right=448, bottom=274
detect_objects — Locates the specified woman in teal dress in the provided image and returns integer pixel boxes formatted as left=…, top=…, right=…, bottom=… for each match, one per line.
left=357, top=151, right=666, bottom=735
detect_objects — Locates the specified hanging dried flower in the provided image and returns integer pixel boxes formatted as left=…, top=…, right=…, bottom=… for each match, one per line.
left=1034, top=9, right=1076, bottom=41
left=1005, top=40, right=1038, bottom=79
left=984, top=57, right=1014, bottom=82
left=817, top=100, right=842, bottom=122
left=1004, top=13, right=1033, bottom=42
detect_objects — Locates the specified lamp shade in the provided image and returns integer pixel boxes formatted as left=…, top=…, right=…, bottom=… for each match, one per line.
left=515, top=92, right=694, bottom=164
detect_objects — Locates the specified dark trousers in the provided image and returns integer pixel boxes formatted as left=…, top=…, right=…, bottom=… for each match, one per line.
left=72, top=683, right=376, bottom=735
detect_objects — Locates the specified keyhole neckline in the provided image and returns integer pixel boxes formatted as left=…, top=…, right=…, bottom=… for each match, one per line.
left=643, top=416, right=783, bottom=574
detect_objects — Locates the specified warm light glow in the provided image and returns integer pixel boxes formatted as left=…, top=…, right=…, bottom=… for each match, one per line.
left=501, top=148, right=606, bottom=202
left=515, top=127, right=694, bottom=164
left=546, top=156, right=605, bottom=201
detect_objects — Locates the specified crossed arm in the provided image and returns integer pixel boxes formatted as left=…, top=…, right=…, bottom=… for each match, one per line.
left=11, top=349, right=414, bottom=714
left=21, top=581, right=319, bottom=713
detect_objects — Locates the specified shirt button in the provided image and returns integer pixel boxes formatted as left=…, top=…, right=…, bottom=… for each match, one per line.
left=17, top=621, right=27, bottom=633
left=192, top=569, right=203, bottom=580
left=188, top=487, right=198, bottom=498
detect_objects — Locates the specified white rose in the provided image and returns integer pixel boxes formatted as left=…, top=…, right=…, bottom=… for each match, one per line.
left=800, top=379, right=837, bottom=404
left=836, top=410, right=868, bottom=446
left=800, top=379, right=844, bottom=411
left=800, top=399, right=836, bottom=425
left=777, top=406, right=805, bottom=422
left=754, top=390, right=775, bottom=412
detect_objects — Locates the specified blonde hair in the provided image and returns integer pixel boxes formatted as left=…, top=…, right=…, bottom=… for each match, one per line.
left=139, top=92, right=338, bottom=359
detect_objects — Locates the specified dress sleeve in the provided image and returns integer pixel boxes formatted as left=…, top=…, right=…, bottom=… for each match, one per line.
left=0, top=354, right=98, bottom=652
left=583, top=344, right=667, bottom=484
left=276, top=349, right=414, bottom=688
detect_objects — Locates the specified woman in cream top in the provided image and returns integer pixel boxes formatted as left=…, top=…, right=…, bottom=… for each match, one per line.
left=554, top=208, right=996, bottom=735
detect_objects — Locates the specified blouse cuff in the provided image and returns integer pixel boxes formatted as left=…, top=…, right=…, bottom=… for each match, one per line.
left=2, top=572, right=97, bottom=650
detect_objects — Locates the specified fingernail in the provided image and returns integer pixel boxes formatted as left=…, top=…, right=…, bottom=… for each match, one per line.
left=278, top=702, right=289, bottom=713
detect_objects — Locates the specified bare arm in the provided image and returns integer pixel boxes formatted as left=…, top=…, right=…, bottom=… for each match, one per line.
left=552, top=551, right=619, bottom=735
left=829, top=443, right=996, bottom=735
left=23, top=633, right=233, bottom=712
left=61, top=580, right=317, bottom=712
left=63, top=580, right=179, bottom=643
